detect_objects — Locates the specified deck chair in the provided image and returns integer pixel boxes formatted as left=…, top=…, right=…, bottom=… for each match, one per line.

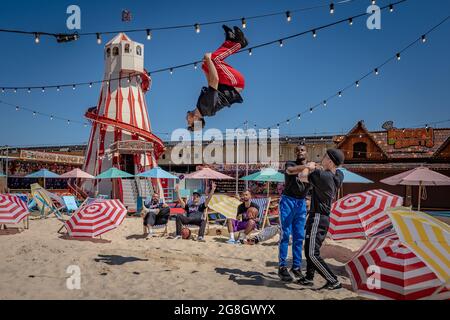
left=182, top=196, right=208, bottom=235
left=30, top=183, right=65, bottom=219
left=62, top=196, right=79, bottom=214
left=249, top=197, right=272, bottom=231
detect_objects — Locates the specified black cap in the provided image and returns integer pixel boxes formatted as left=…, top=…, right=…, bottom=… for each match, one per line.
left=326, top=148, right=345, bottom=166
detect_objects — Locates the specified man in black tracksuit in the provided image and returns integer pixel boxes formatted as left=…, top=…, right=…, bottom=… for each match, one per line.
left=297, top=148, right=345, bottom=290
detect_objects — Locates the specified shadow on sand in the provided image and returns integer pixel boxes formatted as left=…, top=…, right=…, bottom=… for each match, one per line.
left=0, top=227, right=22, bottom=236
left=59, top=234, right=111, bottom=244
left=215, top=267, right=298, bottom=290
left=94, top=254, right=149, bottom=266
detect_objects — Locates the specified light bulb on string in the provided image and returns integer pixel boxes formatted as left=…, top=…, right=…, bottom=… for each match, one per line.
left=248, top=48, right=252, bottom=56
left=34, top=33, right=40, bottom=44
left=396, top=53, right=401, bottom=61
left=330, top=3, right=335, bottom=14
left=286, top=11, right=291, bottom=22
left=338, top=91, right=342, bottom=97
left=312, top=30, right=317, bottom=38
left=389, top=4, right=394, bottom=12
left=375, top=68, right=379, bottom=75
left=349, top=18, right=353, bottom=26
left=298, top=114, right=301, bottom=120
left=96, top=33, right=102, bottom=44
left=50, top=115, right=53, bottom=121
left=89, top=83, right=92, bottom=88
left=33, top=111, right=36, bottom=116
left=1, top=88, right=4, bottom=93
left=356, top=81, right=360, bottom=87
left=15, top=106, right=19, bottom=111
left=27, top=88, right=31, bottom=93
left=194, top=63, right=198, bottom=70
left=67, top=120, right=70, bottom=125
left=57, top=86, right=60, bottom=92
left=323, top=100, right=327, bottom=107
left=279, top=40, right=283, bottom=47
left=195, top=23, right=200, bottom=33
left=286, top=119, right=290, bottom=125
left=14, top=88, right=17, bottom=93
left=146, top=29, right=152, bottom=40
left=241, top=18, right=246, bottom=29
left=421, top=35, right=427, bottom=43
left=72, top=84, right=76, bottom=90
left=169, top=68, right=173, bottom=75
left=41, top=87, right=45, bottom=93
left=371, top=0, right=376, bottom=5
left=310, top=108, right=313, bottom=113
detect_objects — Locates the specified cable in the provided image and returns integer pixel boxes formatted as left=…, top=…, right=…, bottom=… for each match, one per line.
left=0, top=1, right=408, bottom=91
left=258, top=14, right=450, bottom=131
left=0, top=0, right=361, bottom=39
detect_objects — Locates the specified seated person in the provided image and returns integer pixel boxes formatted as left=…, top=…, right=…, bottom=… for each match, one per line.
left=225, top=190, right=260, bottom=244
left=142, top=193, right=170, bottom=237
left=174, top=183, right=216, bottom=241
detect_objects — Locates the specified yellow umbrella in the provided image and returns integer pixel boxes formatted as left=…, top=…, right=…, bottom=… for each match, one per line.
left=387, top=208, right=450, bottom=283
left=207, top=194, right=241, bottom=219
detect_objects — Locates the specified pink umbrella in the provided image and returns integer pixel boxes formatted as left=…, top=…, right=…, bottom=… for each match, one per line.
left=380, top=167, right=450, bottom=210
left=184, top=167, right=233, bottom=180
left=59, top=168, right=95, bottom=179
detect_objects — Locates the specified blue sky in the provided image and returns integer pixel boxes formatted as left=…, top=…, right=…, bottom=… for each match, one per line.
left=0, top=0, right=449, bottom=146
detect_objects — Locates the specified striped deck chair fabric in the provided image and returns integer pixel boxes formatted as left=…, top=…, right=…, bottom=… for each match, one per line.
left=207, top=194, right=241, bottom=226
left=250, top=197, right=271, bottom=229
left=30, top=183, right=65, bottom=219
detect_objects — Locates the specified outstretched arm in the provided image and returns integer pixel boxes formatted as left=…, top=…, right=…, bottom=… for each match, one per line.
left=204, top=182, right=217, bottom=207
left=203, top=53, right=219, bottom=90
left=175, top=184, right=186, bottom=208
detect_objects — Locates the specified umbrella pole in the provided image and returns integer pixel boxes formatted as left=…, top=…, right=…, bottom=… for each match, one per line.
left=267, top=181, right=270, bottom=197
left=418, top=182, right=422, bottom=211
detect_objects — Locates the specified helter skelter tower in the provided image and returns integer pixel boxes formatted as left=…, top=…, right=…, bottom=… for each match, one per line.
left=83, top=33, right=165, bottom=198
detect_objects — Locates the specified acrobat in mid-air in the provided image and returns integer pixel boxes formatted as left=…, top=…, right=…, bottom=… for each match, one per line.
left=186, top=25, right=248, bottom=131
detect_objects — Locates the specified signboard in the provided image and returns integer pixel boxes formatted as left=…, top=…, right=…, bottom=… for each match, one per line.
left=20, top=150, right=84, bottom=164
left=110, top=140, right=154, bottom=154
left=387, top=128, right=434, bottom=149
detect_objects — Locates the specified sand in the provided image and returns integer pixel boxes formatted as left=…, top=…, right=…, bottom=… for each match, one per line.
left=0, top=216, right=367, bottom=300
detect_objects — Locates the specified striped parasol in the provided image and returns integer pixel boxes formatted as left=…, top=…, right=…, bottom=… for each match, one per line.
left=207, top=194, right=241, bottom=219
left=64, top=199, right=127, bottom=237
left=328, top=189, right=403, bottom=240
left=0, top=194, right=29, bottom=225
left=346, top=230, right=449, bottom=300
left=388, top=208, right=450, bottom=283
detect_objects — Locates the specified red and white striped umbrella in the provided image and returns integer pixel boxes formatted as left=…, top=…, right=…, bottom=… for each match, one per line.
left=328, top=189, right=403, bottom=240
left=346, top=231, right=449, bottom=300
left=64, top=199, right=127, bottom=237
left=0, top=194, right=29, bottom=225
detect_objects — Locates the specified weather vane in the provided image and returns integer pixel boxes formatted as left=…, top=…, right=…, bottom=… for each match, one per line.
left=121, top=9, right=132, bottom=22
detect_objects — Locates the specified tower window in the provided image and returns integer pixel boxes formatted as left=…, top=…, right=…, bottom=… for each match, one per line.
left=353, top=142, right=367, bottom=159
left=124, top=44, right=130, bottom=53
left=113, top=47, right=119, bottom=56
left=106, top=48, right=111, bottom=58
left=136, top=46, right=142, bottom=56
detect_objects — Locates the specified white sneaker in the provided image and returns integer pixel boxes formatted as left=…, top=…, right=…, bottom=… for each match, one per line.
left=174, top=235, right=181, bottom=240
left=226, top=239, right=236, bottom=244
left=197, top=236, right=205, bottom=242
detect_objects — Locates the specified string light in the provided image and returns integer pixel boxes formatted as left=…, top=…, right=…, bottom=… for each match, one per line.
left=15, top=106, right=19, bottom=111
left=279, top=39, right=284, bottom=47
left=50, top=115, right=53, bottom=121
left=13, top=88, right=17, bottom=93
left=323, top=100, right=327, bottom=107
left=421, top=35, right=427, bottom=43
left=67, top=120, right=70, bottom=125
left=96, top=33, right=102, bottom=44
left=146, top=29, right=152, bottom=40
left=194, top=63, right=198, bottom=70
left=286, top=119, right=290, bottom=125
left=72, top=84, right=76, bottom=90
left=41, top=87, right=45, bottom=93
left=310, top=108, right=313, bottom=113
left=33, top=111, right=36, bottom=116
left=89, top=83, right=92, bottom=88
left=34, top=33, right=40, bottom=44
left=57, top=86, right=60, bottom=91
left=330, top=3, right=335, bottom=14
left=195, top=23, right=200, bottom=33
left=349, top=18, right=353, bottom=26
left=27, top=88, right=31, bottom=93
left=297, top=114, right=301, bottom=120
left=375, top=68, right=379, bottom=75
left=389, top=4, right=394, bottom=12
left=241, top=18, right=247, bottom=29
left=312, top=30, right=317, bottom=38
left=396, top=53, right=401, bottom=61
left=169, top=68, right=173, bottom=75
left=1, top=88, right=4, bottom=93
left=2, top=2, right=410, bottom=92
left=356, top=80, right=360, bottom=87
left=286, top=11, right=292, bottom=22
left=372, top=0, right=376, bottom=5
left=338, top=91, right=342, bottom=97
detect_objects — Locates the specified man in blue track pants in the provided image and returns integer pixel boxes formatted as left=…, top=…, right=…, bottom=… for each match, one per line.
left=278, top=144, right=311, bottom=282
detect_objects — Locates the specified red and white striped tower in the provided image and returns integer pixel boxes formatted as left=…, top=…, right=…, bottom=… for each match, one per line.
left=83, top=33, right=165, bottom=197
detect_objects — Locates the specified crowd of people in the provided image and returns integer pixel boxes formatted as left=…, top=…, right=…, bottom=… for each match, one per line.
left=7, top=161, right=77, bottom=177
